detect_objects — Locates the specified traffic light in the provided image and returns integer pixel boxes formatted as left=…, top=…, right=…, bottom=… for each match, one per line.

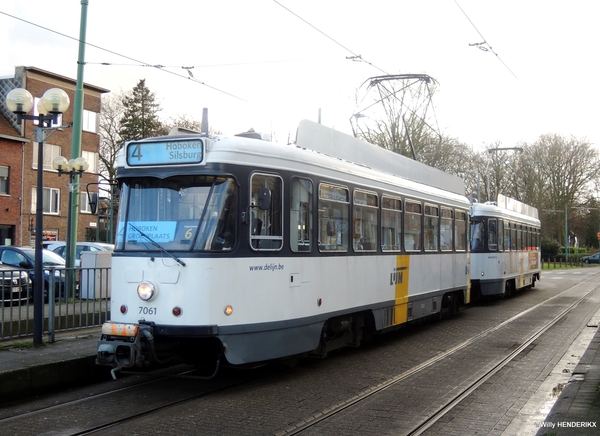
left=597, top=232, right=600, bottom=240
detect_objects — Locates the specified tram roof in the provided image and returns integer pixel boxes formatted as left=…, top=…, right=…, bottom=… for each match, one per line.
left=117, top=120, right=466, bottom=199
left=471, top=194, right=540, bottom=223
left=295, top=120, right=465, bottom=196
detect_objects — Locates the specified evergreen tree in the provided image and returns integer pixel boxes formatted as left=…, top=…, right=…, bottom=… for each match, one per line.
left=119, top=79, right=163, bottom=141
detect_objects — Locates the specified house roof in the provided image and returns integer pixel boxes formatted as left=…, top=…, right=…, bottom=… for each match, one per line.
left=20, top=66, right=110, bottom=95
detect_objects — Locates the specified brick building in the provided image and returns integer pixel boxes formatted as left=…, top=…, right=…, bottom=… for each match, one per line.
left=0, top=66, right=109, bottom=247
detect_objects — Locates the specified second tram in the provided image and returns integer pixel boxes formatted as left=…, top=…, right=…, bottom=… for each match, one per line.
left=470, top=195, right=541, bottom=298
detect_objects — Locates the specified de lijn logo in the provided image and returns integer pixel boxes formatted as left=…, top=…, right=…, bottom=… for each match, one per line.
left=390, top=266, right=407, bottom=286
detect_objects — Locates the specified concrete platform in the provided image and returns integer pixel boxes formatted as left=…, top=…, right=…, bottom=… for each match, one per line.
left=0, top=327, right=105, bottom=401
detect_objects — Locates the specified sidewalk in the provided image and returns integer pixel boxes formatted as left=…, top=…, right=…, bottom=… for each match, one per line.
left=537, top=320, right=600, bottom=435
left=0, top=327, right=105, bottom=402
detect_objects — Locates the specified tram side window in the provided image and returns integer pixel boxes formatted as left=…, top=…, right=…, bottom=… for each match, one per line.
left=318, top=183, right=349, bottom=252
left=353, top=190, right=378, bottom=252
left=440, top=208, right=453, bottom=251
left=250, top=173, right=283, bottom=250
left=504, top=221, right=511, bottom=250
left=511, top=223, right=517, bottom=251
left=382, top=196, right=402, bottom=252
left=455, top=210, right=468, bottom=251
left=404, top=201, right=422, bottom=251
left=497, top=219, right=504, bottom=251
left=290, top=178, right=313, bottom=252
left=424, top=204, right=439, bottom=251
left=488, top=219, right=498, bottom=251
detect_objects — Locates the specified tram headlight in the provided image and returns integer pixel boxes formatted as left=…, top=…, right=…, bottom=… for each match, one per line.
left=137, top=281, right=156, bottom=301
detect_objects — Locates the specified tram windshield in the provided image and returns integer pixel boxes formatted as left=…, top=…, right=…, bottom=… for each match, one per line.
left=115, top=176, right=237, bottom=252
left=470, top=219, right=485, bottom=252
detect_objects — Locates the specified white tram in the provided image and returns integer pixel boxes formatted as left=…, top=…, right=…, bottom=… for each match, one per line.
left=470, top=195, right=541, bottom=298
left=97, top=119, right=471, bottom=377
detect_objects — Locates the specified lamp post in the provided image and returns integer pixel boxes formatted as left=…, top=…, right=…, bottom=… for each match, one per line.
left=53, top=156, right=88, bottom=299
left=6, top=87, right=70, bottom=346
left=486, top=147, right=524, bottom=202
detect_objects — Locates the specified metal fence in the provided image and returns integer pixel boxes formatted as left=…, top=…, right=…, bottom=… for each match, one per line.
left=0, top=265, right=110, bottom=342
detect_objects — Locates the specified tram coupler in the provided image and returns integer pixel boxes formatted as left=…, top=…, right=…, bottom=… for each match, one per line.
left=96, top=321, right=153, bottom=379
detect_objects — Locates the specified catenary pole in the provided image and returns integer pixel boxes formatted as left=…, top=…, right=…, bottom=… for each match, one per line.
left=66, top=0, right=89, bottom=297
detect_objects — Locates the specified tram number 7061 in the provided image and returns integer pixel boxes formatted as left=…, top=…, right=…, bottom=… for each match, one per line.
left=139, top=307, right=157, bottom=315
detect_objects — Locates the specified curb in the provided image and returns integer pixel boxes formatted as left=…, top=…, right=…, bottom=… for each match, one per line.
left=0, top=354, right=107, bottom=402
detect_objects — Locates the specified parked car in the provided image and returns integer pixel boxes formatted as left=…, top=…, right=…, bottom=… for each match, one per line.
left=0, top=246, right=66, bottom=302
left=47, top=241, right=114, bottom=267
left=0, top=261, right=31, bottom=306
left=582, top=253, right=600, bottom=264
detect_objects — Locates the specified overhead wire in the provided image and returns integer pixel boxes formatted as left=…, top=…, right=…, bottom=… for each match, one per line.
left=272, top=0, right=389, bottom=76
left=453, top=0, right=518, bottom=79
left=3, top=5, right=443, bottom=140
left=0, top=10, right=250, bottom=103
left=85, top=58, right=329, bottom=70
left=2, top=4, right=395, bottom=105
left=272, top=0, right=443, bottom=144
left=271, top=1, right=449, bottom=148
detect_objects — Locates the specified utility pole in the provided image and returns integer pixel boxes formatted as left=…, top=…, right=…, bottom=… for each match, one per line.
left=65, top=0, right=89, bottom=299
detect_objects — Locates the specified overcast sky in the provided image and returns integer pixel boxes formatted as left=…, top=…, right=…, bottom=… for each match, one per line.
left=1, top=1, right=599, bottom=149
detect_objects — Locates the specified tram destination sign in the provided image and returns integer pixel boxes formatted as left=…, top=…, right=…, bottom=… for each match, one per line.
left=126, top=139, right=204, bottom=166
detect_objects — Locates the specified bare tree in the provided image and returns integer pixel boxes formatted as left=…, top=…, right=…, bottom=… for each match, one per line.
left=98, top=91, right=125, bottom=182
left=532, top=134, right=600, bottom=207
left=515, top=134, right=600, bottom=244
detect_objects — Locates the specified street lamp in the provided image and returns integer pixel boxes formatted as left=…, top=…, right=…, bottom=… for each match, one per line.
left=53, top=156, right=88, bottom=300
left=5, top=87, right=70, bottom=346
left=486, top=146, right=524, bottom=202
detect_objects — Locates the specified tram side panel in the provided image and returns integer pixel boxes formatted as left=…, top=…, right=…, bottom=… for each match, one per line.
left=473, top=251, right=539, bottom=296
left=470, top=199, right=541, bottom=297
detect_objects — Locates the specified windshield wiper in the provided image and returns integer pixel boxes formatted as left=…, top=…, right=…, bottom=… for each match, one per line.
left=128, top=223, right=186, bottom=267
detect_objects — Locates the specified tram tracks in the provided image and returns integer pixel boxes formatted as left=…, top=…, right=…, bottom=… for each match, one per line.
left=279, top=277, right=600, bottom=435
left=407, top=285, right=599, bottom=435
left=0, top=364, right=281, bottom=435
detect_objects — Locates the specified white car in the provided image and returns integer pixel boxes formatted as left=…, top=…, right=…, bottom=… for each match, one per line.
left=47, top=242, right=114, bottom=267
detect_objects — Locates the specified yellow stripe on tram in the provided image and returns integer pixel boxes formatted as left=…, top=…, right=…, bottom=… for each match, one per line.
left=393, top=255, right=410, bottom=325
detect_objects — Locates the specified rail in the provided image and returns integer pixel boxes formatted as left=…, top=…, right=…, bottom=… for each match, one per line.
left=0, top=265, right=110, bottom=342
